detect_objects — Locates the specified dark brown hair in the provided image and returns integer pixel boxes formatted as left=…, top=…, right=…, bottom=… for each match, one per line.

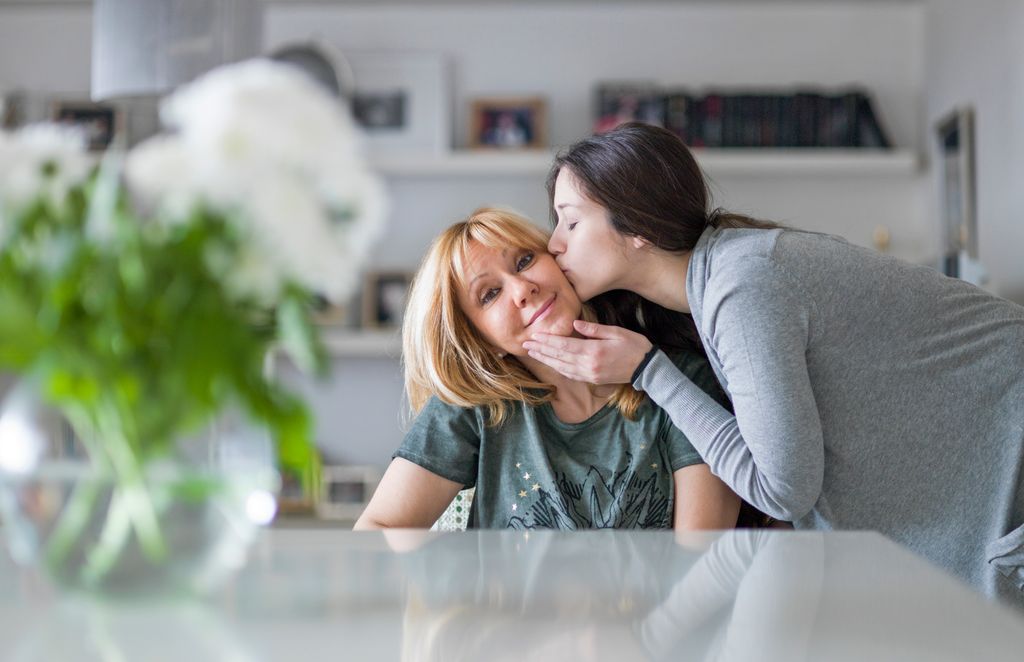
left=545, top=122, right=782, bottom=354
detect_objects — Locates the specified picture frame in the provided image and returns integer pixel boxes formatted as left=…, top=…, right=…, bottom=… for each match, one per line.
left=469, top=96, right=547, bottom=150
left=315, top=465, right=382, bottom=521
left=935, top=106, right=978, bottom=271
left=277, top=459, right=321, bottom=517
left=362, top=271, right=413, bottom=329
left=310, top=294, right=349, bottom=327
left=1, top=91, right=25, bottom=130
left=346, top=51, right=450, bottom=155
left=593, top=83, right=666, bottom=134
left=51, top=100, right=120, bottom=152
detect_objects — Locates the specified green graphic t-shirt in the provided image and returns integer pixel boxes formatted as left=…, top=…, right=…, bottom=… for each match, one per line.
left=394, top=351, right=728, bottom=530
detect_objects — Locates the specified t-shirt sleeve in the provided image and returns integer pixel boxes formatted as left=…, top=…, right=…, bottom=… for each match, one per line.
left=393, top=396, right=481, bottom=488
left=660, top=351, right=726, bottom=471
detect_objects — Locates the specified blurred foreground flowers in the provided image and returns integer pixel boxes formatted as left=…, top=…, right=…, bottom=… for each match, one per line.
left=0, top=59, right=385, bottom=594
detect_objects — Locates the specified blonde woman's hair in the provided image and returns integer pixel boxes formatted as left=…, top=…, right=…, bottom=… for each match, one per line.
left=402, top=207, right=645, bottom=426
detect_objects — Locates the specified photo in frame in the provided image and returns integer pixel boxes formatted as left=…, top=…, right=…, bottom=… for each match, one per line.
left=315, top=465, right=382, bottom=521
left=469, top=96, right=547, bottom=150
left=593, top=83, right=666, bottom=134
left=362, top=271, right=413, bottom=329
left=346, top=52, right=450, bottom=155
left=1, top=91, right=25, bottom=130
left=310, top=294, right=349, bottom=327
left=50, top=100, right=120, bottom=152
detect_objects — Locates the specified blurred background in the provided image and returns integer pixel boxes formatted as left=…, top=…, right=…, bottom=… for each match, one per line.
left=1, top=0, right=1020, bottom=523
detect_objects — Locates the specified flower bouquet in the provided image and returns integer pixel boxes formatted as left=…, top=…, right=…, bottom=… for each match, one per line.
left=0, top=60, right=385, bottom=597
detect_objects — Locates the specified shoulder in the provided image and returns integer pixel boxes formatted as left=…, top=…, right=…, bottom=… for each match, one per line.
left=411, top=396, right=486, bottom=436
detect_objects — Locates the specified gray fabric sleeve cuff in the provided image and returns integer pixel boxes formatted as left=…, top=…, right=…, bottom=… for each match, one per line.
left=632, top=349, right=735, bottom=455
left=630, top=345, right=660, bottom=385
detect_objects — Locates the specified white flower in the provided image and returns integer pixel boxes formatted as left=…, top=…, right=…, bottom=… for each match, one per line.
left=125, top=58, right=388, bottom=305
left=0, top=124, right=94, bottom=216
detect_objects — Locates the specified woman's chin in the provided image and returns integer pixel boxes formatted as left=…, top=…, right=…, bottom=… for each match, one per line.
left=533, top=317, right=575, bottom=337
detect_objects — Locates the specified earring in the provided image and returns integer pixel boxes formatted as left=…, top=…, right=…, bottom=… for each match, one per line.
left=497, top=351, right=506, bottom=358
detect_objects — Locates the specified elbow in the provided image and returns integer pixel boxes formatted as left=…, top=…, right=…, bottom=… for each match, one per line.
left=353, top=513, right=388, bottom=530
left=758, top=477, right=821, bottom=522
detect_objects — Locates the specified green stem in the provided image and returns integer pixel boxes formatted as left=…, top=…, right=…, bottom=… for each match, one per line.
left=95, top=400, right=167, bottom=563
left=43, top=478, right=101, bottom=571
left=42, top=404, right=109, bottom=570
left=79, top=487, right=132, bottom=588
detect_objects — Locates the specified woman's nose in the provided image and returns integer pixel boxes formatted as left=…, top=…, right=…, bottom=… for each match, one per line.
left=510, top=275, right=539, bottom=307
left=548, top=228, right=564, bottom=256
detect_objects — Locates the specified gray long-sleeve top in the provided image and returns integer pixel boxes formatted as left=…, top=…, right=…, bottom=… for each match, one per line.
left=634, top=226, right=1024, bottom=601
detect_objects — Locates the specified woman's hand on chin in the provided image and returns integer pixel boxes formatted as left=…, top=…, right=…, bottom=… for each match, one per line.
left=522, top=320, right=653, bottom=385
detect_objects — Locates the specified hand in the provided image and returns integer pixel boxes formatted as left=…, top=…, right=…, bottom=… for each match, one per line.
left=522, top=320, right=654, bottom=385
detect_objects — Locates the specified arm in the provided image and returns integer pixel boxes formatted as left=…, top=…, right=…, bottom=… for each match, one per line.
left=673, top=464, right=741, bottom=530
left=353, top=457, right=463, bottom=530
left=639, top=258, right=825, bottom=521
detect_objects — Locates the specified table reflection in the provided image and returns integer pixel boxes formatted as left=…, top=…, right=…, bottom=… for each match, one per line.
left=390, top=529, right=824, bottom=662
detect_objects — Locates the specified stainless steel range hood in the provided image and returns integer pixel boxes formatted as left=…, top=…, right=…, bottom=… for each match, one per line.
left=91, top=0, right=263, bottom=101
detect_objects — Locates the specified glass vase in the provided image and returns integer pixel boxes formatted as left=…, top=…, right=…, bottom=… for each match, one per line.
left=0, top=379, right=280, bottom=600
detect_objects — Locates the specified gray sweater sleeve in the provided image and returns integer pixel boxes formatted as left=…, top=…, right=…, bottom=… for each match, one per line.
left=634, top=257, right=825, bottom=521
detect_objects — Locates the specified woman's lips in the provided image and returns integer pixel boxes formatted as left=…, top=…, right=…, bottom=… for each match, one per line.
left=527, top=295, right=556, bottom=326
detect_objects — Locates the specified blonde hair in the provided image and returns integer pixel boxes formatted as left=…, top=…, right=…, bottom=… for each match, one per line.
left=402, top=207, right=645, bottom=426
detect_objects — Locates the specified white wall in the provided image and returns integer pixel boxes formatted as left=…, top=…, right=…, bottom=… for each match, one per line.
left=0, top=2, right=938, bottom=468
left=924, top=0, right=1024, bottom=303
left=267, top=2, right=930, bottom=264
left=266, top=2, right=931, bottom=467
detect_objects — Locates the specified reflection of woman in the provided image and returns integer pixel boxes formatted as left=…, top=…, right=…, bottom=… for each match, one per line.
left=393, top=529, right=819, bottom=662
left=524, top=122, right=1024, bottom=600
left=355, top=208, right=740, bottom=530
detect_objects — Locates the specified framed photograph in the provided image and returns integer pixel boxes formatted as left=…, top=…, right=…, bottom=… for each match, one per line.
left=346, top=51, right=450, bottom=155
left=310, top=294, right=348, bottom=327
left=1, top=91, right=25, bottom=130
left=469, top=96, right=547, bottom=150
left=51, top=100, right=119, bottom=151
left=362, top=271, right=413, bottom=329
left=316, top=465, right=382, bottom=521
left=593, top=83, right=666, bottom=134
left=935, top=106, right=977, bottom=275
left=277, top=461, right=321, bottom=517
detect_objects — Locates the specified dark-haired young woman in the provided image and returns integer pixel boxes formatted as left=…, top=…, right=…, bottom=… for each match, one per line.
left=523, top=122, right=1024, bottom=603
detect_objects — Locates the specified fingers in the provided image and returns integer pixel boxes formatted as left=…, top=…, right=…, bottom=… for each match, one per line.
left=523, top=333, right=586, bottom=355
left=526, top=349, right=589, bottom=381
left=572, top=319, right=620, bottom=339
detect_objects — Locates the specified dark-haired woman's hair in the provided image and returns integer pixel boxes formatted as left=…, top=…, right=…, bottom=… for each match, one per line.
left=546, top=122, right=783, bottom=354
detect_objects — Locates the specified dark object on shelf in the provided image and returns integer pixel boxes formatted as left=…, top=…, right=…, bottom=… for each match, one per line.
left=594, top=83, right=666, bottom=134
left=594, top=84, right=893, bottom=149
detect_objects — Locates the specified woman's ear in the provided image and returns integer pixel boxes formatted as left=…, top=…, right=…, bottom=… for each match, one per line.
left=630, top=235, right=652, bottom=251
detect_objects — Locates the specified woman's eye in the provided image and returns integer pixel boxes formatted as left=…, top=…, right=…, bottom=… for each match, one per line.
left=481, top=288, right=499, bottom=305
left=567, top=222, right=579, bottom=232
left=516, top=252, right=534, bottom=271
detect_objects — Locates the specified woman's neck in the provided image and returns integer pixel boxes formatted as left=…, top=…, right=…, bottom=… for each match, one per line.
left=521, top=348, right=617, bottom=424
left=619, top=249, right=692, bottom=313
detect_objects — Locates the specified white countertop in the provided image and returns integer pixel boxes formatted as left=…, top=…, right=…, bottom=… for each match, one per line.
left=1, top=529, right=1023, bottom=661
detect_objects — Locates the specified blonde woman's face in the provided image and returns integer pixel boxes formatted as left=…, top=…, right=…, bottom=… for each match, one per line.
left=457, top=240, right=581, bottom=357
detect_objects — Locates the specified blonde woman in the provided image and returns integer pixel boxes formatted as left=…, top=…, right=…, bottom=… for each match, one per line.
left=355, top=208, right=740, bottom=531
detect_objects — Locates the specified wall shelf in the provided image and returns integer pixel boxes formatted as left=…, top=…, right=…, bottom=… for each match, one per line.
left=370, top=148, right=919, bottom=178
left=320, top=328, right=402, bottom=358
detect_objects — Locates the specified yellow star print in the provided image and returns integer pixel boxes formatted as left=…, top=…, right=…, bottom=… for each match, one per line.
left=532, top=483, right=541, bottom=491
left=639, top=444, right=646, bottom=450
left=519, top=490, right=528, bottom=498
left=651, top=463, right=658, bottom=469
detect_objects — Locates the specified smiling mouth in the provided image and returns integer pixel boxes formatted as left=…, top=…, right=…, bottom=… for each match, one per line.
left=527, top=295, right=556, bottom=326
